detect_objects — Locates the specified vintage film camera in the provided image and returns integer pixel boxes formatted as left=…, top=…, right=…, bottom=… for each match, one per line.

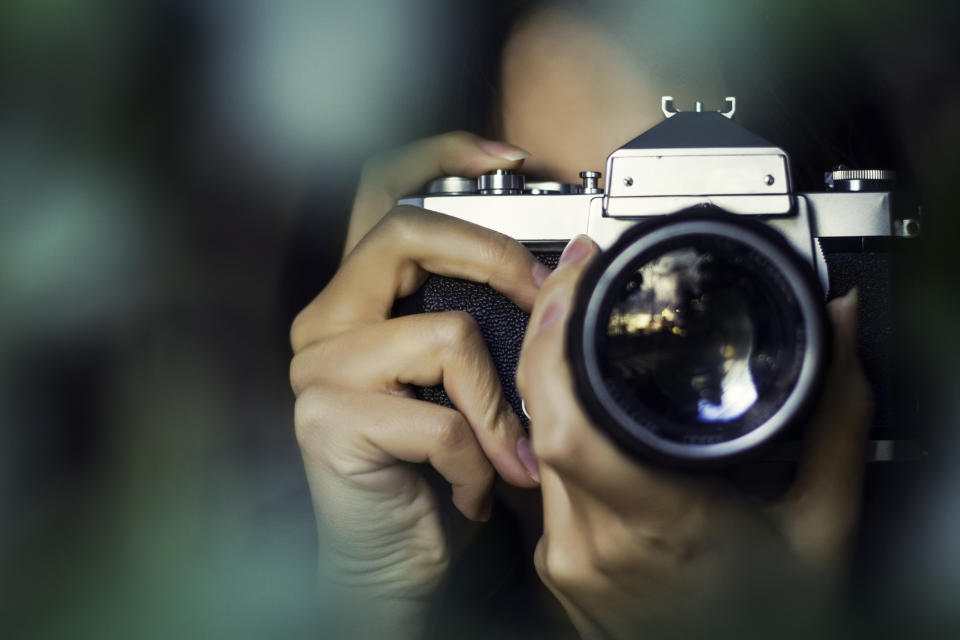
left=398, top=97, right=921, bottom=467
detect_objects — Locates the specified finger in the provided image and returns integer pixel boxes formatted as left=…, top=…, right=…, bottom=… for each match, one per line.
left=346, top=131, right=531, bottom=254
left=292, top=206, right=549, bottom=349
left=517, top=236, right=698, bottom=509
left=777, top=288, right=872, bottom=565
left=516, top=234, right=603, bottom=483
left=291, top=312, right=540, bottom=487
left=521, top=234, right=600, bottom=356
left=296, top=386, right=496, bottom=521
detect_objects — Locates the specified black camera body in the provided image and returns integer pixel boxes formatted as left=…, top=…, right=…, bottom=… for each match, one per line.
left=398, top=97, right=922, bottom=466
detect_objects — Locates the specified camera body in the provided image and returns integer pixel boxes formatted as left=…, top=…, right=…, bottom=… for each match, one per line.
left=398, top=98, right=922, bottom=464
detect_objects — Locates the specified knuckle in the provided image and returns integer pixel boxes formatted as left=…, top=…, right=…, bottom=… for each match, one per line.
left=375, top=205, right=432, bottom=249
left=289, top=343, right=330, bottom=395
left=532, top=420, right=583, bottom=467
left=541, top=536, right=585, bottom=591
left=289, top=351, right=309, bottom=394
left=437, top=310, right=481, bottom=347
left=533, top=539, right=561, bottom=594
left=431, top=409, right=471, bottom=451
left=441, top=130, right=476, bottom=152
left=289, top=289, right=336, bottom=353
left=293, top=389, right=332, bottom=453
left=380, top=204, right=422, bottom=234
left=533, top=539, right=550, bottom=582
left=289, top=306, right=314, bottom=353
left=481, top=230, right=516, bottom=268
left=294, top=389, right=372, bottom=478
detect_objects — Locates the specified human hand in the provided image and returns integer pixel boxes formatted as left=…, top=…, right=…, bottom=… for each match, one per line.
left=290, top=132, right=542, bottom=636
left=516, top=235, right=872, bottom=639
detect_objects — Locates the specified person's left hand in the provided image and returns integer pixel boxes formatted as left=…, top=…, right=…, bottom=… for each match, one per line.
left=516, top=235, right=872, bottom=639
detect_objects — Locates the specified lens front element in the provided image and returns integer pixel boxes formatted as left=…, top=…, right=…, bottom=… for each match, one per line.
left=569, top=210, right=828, bottom=465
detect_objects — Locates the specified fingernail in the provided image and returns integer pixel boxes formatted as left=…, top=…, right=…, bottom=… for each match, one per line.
left=479, top=140, right=531, bottom=161
left=532, top=261, right=551, bottom=287
left=558, top=235, right=591, bottom=267
left=517, top=436, right=540, bottom=484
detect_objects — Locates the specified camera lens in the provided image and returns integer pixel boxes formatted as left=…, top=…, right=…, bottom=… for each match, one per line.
left=568, top=208, right=829, bottom=465
left=606, top=241, right=801, bottom=438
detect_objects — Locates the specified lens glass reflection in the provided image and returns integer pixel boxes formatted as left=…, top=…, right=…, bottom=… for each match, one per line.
left=602, top=238, right=804, bottom=444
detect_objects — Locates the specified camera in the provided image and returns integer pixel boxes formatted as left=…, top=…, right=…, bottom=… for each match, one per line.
left=398, top=97, right=921, bottom=467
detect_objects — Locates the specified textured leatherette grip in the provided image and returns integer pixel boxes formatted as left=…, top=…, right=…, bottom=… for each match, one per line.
left=823, top=250, right=906, bottom=438
left=392, top=253, right=560, bottom=426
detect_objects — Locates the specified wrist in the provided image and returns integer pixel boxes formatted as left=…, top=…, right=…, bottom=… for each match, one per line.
left=318, top=538, right=444, bottom=638
left=324, top=583, right=433, bottom=640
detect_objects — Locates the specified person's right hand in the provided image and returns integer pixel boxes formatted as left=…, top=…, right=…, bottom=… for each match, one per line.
left=289, top=132, right=543, bottom=636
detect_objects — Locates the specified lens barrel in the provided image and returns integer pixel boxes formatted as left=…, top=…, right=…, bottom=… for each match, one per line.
left=568, top=207, right=830, bottom=466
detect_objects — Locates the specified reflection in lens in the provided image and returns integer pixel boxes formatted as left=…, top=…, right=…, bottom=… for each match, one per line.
left=602, top=241, right=804, bottom=445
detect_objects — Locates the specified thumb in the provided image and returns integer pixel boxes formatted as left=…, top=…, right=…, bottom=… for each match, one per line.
left=346, top=131, right=531, bottom=254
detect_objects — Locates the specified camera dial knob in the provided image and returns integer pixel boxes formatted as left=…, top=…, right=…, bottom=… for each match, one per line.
left=580, top=171, right=602, bottom=194
left=426, top=176, right=479, bottom=195
left=825, top=168, right=896, bottom=192
left=479, top=169, right=525, bottom=195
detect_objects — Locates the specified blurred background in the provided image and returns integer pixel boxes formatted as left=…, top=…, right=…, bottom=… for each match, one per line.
left=1, top=1, right=958, bottom=638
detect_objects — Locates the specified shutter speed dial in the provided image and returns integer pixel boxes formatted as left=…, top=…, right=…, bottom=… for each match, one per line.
left=479, top=169, right=525, bottom=195
left=825, top=168, right=896, bottom=192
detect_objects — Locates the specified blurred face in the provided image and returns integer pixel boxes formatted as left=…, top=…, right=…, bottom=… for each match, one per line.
left=499, top=7, right=724, bottom=183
